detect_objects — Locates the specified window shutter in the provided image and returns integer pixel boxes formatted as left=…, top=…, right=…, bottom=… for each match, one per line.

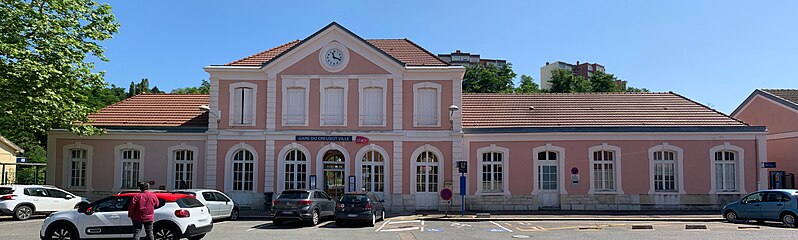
left=242, top=88, right=253, bottom=124
left=363, top=87, right=383, bottom=125
left=324, top=87, right=344, bottom=125
left=417, top=88, right=438, bottom=125
left=286, top=88, right=306, bottom=125
left=232, top=88, right=243, bottom=124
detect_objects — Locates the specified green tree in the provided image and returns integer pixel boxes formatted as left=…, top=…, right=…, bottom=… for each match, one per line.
left=150, top=86, right=163, bottom=93
left=549, top=69, right=592, bottom=93
left=515, top=75, right=540, bottom=93
left=128, top=81, right=136, bottom=97
left=462, top=63, right=517, bottom=93
left=136, top=78, right=150, bottom=94
left=0, top=0, right=120, bottom=148
left=14, top=144, right=46, bottom=184
left=81, top=84, right=126, bottom=110
left=626, top=86, right=651, bottom=92
left=171, top=79, right=211, bottom=94
left=589, top=71, right=620, bottom=92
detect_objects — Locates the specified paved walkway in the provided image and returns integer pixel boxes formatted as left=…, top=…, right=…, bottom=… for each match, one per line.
left=240, top=210, right=724, bottom=222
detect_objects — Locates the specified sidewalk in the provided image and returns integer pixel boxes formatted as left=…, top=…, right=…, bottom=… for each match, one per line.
left=238, top=209, right=725, bottom=222
left=413, top=210, right=724, bottom=222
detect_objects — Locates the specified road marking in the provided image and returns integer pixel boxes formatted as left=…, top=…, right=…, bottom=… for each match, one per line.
left=489, top=221, right=513, bottom=232
left=516, top=226, right=546, bottom=232
left=376, top=220, right=391, bottom=232
left=381, top=226, right=420, bottom=232
left=0, top=220, right=43, bottom=226
left=420, top=220, right=425, bottom=232
left=245, top=228, right=256, bottom=232
left=389, top=220, right=421, bottom=225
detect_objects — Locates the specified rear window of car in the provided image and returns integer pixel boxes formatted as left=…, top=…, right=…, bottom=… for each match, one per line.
left=171, top=191, right=196, bottom=196
left=278, top=191, right=310, bottom=199
left=0, top=187, right=13, bottom=195
left=340, top=194, right=368, bottom=203
left=176, top=197, right=204, bottom=208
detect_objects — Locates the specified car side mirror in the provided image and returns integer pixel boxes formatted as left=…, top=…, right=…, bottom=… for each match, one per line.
left=65, top=195, right=74, bottom=200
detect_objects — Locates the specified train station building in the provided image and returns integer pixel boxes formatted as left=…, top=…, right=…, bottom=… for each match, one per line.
left=47, top=23, right=768, bottom=211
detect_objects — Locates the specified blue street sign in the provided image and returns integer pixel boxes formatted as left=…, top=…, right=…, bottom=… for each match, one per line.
left=459, top=176, right=466, bottom=195
left=16, top=157, right=27, bottom=163
left=762, top=162, right=777, bottom=168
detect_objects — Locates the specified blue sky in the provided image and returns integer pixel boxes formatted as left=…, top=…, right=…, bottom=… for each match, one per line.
left=96, top=0, right=798, bottom=114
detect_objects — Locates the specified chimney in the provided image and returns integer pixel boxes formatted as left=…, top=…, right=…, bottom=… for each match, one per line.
left=576, top=61, right=580, bottom=65
left=545, top=62, right=550, bottom=65
left=455, top=50, right=461, bottom=53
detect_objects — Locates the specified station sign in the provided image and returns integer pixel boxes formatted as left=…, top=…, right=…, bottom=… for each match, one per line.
left=762, top=162, right=777, bottom=168
left=296, top=136, right=353, bottom=142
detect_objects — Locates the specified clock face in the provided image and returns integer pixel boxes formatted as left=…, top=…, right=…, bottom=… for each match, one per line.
left=325, top=48, right=343, bottom=67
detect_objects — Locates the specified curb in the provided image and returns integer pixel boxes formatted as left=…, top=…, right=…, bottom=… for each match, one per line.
left=417, top=217, right=725, bottom=222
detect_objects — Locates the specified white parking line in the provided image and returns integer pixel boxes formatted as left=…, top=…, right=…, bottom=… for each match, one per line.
left=421, top=220, right=425, bottom=232
left=380, top=227, right=420, bottom=232
left=489, top=221, right=513, bottom=232
left=388, top=220, right=421, bottom=225
left=376, top=220, right=391, bottom=232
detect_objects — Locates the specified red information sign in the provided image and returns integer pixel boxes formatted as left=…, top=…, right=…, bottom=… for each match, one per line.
left=440, top=188, right=453, bottom=201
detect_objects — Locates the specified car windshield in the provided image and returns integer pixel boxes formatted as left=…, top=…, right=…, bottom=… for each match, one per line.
left=176, top=197, right=204, bottom=208
left=340, top=194, right=368, bottom=203
left=278, top=191, right=310, bottom=199
left=0, top=187, right=13, bottom=195
left=171, top=191, right=196, bottom=196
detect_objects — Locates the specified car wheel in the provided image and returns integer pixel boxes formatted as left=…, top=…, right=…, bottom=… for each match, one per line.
left=154, top=224, right=180, bottom=240
left=724, top=211, right=739, bottom=223
left=46, top=224, right=76, bottom=240
left=368, top=212, right=376, bottom=227
left=782, top=213, right=798, bottom=227
left=188, top=233, right=206, bottom=240
left=308, top=209, right=320, bottom=226
left=13, top=205, right=33, bottom=220
left=230, top=208, right=239, bottom=220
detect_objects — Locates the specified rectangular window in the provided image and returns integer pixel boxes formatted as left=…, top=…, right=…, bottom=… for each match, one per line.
left=653, top=151, right=676, bottom=192
left=285, top=88, right=306, bottom=125
left=415, top=88, right=439, bottom=126
left=70, top=149, right=87, bottom=187
left=715, top=150, right=737, bottom=192
left=121, top=149, right=141, bottom=189
left=481, top=152, right=503, bottom=193
left=174, top=150, right=194, bottom=189
left=322, top=87, right=345, bottom=125
left=592, top=151, right=615, bottom=192
left=232, top=87, right=254, bottom=125
left=361, top=87, right=384, bottom=126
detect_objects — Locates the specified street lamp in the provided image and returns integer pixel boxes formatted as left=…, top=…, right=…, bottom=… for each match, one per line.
left=448, top=104, right=459, bottom=127
left=198, top=105, right=221, bottom=123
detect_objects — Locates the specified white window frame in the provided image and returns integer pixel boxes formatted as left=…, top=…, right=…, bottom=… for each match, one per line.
left=276, top=143, right=311, bottom=193
left=588, top=143, right=623, bottom=194
left=228, top=82, right=257, bottom=126
left=476, top=144, right=510, bottom=195
left=224, top=143, right=259, bottom=192
left=62, top=142, right=93, bottom=190
left=358, top=79, right=387, bottom=127
left=281, top=78, right=309, bottom=126
left=709, top=142, right=745, bottom=194
left=113, top=142, right=145, bottom=190
left=319, top=78, right=348, bottom=126
left=648, top=143, right=685, bottom=194
left=355, top=144, right=391, bottom=196
left=532, top=144, right=567, bottom=195
left=167, top=143, right=199, bottom=190
left=409, top=144, right=445, bottom=194
left=413, top=82, right=441, bottom=127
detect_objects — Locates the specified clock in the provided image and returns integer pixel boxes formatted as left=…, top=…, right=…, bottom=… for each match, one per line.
left=325, top=48, right=343, bottom=67
left=319, top=42, right=349, bottom=72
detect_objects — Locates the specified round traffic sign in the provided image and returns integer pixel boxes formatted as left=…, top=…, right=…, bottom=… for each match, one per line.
left=440, top=188, right=453, bottom=201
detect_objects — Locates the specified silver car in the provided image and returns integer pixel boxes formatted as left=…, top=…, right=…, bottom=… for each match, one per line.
left=271, top=189, right=336, bottom=226
left=172, top=189, right=239, bottom=220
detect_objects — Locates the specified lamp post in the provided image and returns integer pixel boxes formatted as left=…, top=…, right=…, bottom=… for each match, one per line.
left=198, top=105, right=221, bottom=123
left=448, top=105, right=459, bottom=130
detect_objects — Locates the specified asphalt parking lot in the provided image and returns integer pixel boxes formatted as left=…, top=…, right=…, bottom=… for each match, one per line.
left=4, top=215, right=798, bottom=239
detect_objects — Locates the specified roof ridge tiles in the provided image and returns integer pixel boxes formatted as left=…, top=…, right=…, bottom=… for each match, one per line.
left=226, top=40, right=301, bottom=66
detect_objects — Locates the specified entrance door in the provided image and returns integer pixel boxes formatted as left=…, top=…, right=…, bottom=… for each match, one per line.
left=323, top=150, right=345, bottom=201
left=537, top=151, right=560, bottom=209
left=415, top=151, right=439, bottom=210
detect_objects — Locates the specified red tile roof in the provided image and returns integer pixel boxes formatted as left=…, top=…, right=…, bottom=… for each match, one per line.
left=86, top=94, right=209, bottom=128
left=225, top=39, right=448, bottom=67
left=762, top=89, right=798, bottom=105
left=461, top=92, right=748, bottom=129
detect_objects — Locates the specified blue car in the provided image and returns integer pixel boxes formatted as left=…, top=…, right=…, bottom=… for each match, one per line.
left=722, top=189, right=798, bottom=226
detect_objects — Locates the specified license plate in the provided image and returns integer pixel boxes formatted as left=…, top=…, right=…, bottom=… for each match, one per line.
left=347, top=214, right=358, bottom=217
left=282, top=210, right=292, bottom=214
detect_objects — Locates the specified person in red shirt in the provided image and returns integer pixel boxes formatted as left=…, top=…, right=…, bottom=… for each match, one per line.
left=128, top=182, right=159, bottom=240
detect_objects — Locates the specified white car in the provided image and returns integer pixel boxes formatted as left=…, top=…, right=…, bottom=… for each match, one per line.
left=171, top=189, right=239, bottom=220
left=0, top=185, right=89, bottom=220
left=40, top=192, right=213, bottom=240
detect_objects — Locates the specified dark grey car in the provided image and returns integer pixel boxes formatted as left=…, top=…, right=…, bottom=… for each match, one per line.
left=334, top=192, right=386, bottom=227
left=271, top=190, right=336, bottom=226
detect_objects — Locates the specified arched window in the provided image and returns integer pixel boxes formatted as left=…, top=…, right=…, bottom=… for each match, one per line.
left=592, top=150, right=616, bottom=192
left=284, top=149, right=307, bottom=190
left=174, top=150, right=194, bottom=189
left=415, top=151, right=439, bottom=193
left=714, top=150, right=738, bottom=192
left=652, top=150, right=677, bottom=192
left=361, top=151, right=385, bottom=192
left=232, top=149, right=254, bottom=191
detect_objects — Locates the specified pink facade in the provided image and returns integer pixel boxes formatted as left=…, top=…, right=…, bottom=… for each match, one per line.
left=48, top=23, right=767, bottom=211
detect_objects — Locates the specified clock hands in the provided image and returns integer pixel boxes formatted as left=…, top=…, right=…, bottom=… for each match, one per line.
left=331, top=51, right=341, bottom=61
